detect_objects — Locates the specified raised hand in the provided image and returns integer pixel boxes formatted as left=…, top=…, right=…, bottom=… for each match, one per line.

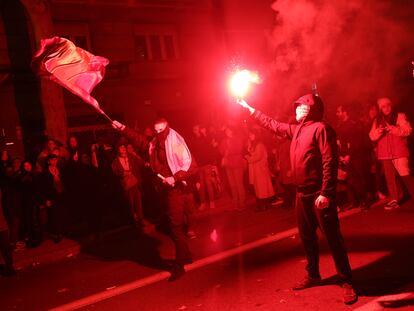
left=236, top=99, right=256, bottom=115
left=112, top=120, right=125, bottom=130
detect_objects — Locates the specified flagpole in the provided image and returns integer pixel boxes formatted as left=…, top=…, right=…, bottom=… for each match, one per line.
left=97, top=108, right=114, bottom=123
left=90, top=98, right=114, bottom=123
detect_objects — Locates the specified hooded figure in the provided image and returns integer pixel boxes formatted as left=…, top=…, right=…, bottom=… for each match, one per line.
left=256, top=94, right=336, bottom=196
left=237, top=94, right=357, bottom=305
left=294, top=94, right=324, bottom=122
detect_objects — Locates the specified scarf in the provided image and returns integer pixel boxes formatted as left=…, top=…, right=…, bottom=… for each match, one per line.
left=150, top=128, right=192, bottom=175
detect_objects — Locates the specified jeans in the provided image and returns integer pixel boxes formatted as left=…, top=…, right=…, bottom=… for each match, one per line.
left=382, top=158, right=414, bottom=201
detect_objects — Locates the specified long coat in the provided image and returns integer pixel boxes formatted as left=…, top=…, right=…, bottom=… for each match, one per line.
left=246, top=142, right=275, bottom=199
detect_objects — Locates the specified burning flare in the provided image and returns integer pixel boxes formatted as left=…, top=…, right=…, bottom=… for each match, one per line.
left=229, top=69, right=260, bottom=99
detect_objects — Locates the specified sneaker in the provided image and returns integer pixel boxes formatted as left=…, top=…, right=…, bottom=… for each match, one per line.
left=342, top=283, right=358, bottom=305
left=14, top=241, right=26, bottom=251
left=168, top=264, right=185, bottom=282
left=384, top=200, right=399, bottom=210
left=292, top=276, right=322, bottom=290
left=186, top=230, right=197, bottom=239
left=271, top=197, right=284, bottom=206
left=377, top=191, right=387, bottom=200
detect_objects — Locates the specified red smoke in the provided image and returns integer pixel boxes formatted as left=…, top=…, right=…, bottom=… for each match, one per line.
left=265, top=0, right=414, bottom=118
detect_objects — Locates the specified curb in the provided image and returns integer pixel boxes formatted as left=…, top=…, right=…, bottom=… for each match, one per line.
left=48, top=208, right=361, bottom=311
left=13, top=239, right=81, bottom=270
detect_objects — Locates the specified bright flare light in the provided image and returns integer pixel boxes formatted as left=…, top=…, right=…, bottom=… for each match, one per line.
left=229, top=69, right=260, bottom=99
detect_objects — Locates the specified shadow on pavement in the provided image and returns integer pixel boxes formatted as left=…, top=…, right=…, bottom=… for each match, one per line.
left=320, top=232, right=414, bottom=297
left=79, top=204, right=414, bottom=300
left=81, top=226, right=174, bottom=272
left=378, top=296, right=414, bottom=308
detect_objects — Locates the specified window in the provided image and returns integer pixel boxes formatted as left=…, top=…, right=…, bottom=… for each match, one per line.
left=164, top=35, right=176, bottom=60
left=134, top=25, right=179, bottom=62
left=135, top=35, right=148, bottom=61
left=149, top=35, right=162, bottom=61
left=74, top=35, right=88, bottom=50
left=60, top=34, right=90, bottom=50
left=54, top=23, right=91, bottom=50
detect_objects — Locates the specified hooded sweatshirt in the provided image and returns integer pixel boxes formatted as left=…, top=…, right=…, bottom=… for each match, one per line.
left=252, top=94, right=338, bottom=198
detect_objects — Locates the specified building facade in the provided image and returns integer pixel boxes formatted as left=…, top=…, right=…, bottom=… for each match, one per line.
left=0, top=0, right=273, bottom=156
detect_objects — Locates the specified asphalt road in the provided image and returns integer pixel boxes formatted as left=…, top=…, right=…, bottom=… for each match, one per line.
left=1, top=200, right=414, bottom=311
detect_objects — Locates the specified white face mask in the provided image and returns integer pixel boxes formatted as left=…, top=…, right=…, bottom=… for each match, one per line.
left=296, top=104, right=310, bottom=122
left=154, top=122, right=167, bottom=134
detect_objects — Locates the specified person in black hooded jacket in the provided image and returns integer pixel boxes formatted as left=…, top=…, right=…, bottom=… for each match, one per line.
left=237, top=94, right=357, bottom=305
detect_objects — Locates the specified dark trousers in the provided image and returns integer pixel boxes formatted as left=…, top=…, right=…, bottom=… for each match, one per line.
left=383, top=160, right=400, bottom=201
left=347, top=159, right=369, bottom=205
left=167, top=191, right=194, bottom=265
left=296, top=192, right=352, bottom=283
left=124, top=185, right=143, bottom=223
left=39, top=197, right=64, bottom=239
left=382, top=159, right=414, bottom=201
left=198, top=165, right=215, bottom=204
left=0, top=229, right=13, bottom=269
left=282, top=183, right=296, bottom=208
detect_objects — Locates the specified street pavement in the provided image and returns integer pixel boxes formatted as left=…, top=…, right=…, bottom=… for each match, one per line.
left=1, top=197, right=414, bottom=311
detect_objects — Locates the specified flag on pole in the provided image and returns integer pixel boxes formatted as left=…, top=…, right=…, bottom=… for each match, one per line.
left=32, top=36, right=109, bottom=113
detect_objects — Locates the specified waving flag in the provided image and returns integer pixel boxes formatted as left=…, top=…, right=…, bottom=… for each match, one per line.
left=32, top=36, right=109, bottom=114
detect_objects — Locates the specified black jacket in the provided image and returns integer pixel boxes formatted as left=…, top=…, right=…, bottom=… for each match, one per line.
left=252, top=96, right=338, bottom=198
left=37, top=168, right=64, bottom=203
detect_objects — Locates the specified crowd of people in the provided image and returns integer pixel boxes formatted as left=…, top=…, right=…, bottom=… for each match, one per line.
left=0, top=96, right=412, bottom=283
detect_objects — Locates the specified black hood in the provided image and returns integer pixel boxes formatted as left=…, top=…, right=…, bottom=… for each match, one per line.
left=294, top=94, right=324, bottom=122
